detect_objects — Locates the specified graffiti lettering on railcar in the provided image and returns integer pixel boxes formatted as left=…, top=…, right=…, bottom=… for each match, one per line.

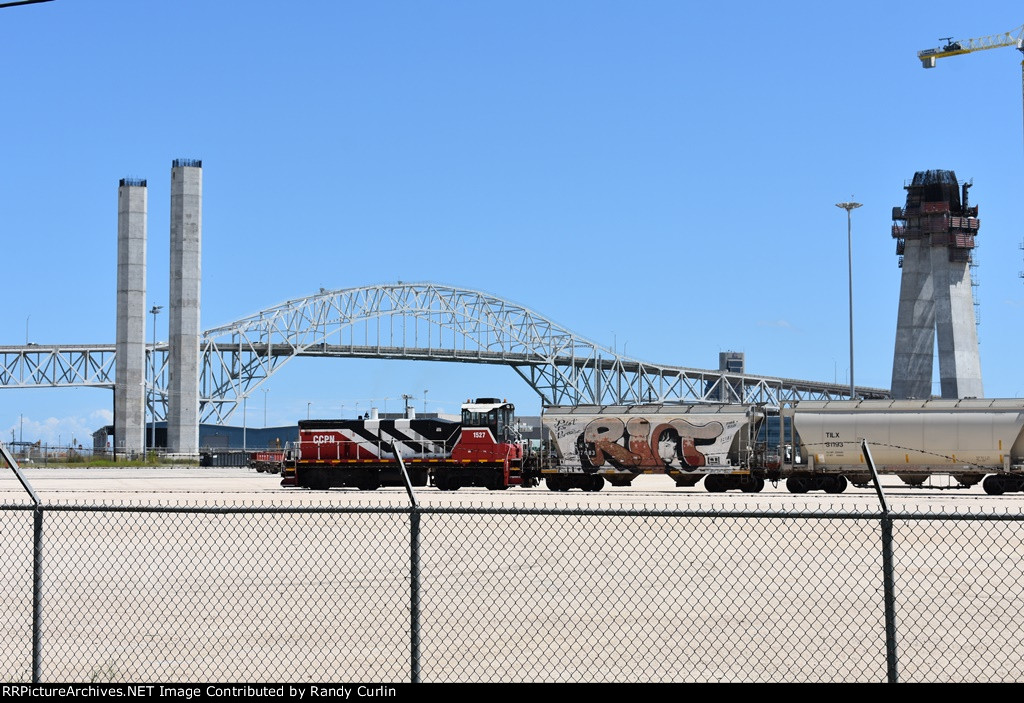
left=577, top=416, right=725, bottom=471
left=551, top=418, right=582, bottom=439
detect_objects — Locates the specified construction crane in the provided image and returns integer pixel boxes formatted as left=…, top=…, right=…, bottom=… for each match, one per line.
left=918, top=24, right=1024, bottom=145
left=918, top=24, right=1024, bottom=68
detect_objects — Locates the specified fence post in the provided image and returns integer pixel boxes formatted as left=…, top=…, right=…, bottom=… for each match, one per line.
left=2, top=443, right=43, bottom=683
left=32, top=503, right=42, bottom=683
left=390, top=445, right=421, bottom=684
left=861, top=439, right=899, bottom=683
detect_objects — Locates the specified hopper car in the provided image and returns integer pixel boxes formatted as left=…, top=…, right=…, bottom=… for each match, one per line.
left=773, top=398, right=1024, bottom=495
left=280, top=395, right=1024, bottom=495
left=541, top=403, right=764, bottom=492
left=545, top=398, right=1024, bottom=495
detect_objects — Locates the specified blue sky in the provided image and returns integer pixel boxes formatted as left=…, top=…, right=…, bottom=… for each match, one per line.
left=2, top=1, right=1023, bottom=446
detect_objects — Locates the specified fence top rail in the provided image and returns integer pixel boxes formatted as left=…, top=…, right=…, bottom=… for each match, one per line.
left=4, top=499, right=1021, bottom=521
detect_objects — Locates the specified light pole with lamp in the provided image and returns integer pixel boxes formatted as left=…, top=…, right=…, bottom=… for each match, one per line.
left=149, top=305, right=162, bottom=453
left=835, top=201, right=862, bottom=398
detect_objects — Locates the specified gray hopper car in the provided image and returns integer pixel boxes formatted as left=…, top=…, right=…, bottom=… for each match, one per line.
left=778, top=398, right=1024, bottom=495
left=541, top=398, right=1024, bottom=494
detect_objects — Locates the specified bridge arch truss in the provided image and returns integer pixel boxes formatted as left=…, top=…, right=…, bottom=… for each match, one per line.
left=0, top=283, right=887, bottom=423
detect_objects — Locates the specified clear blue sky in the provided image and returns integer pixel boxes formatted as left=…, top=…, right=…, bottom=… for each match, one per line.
left=2, top=1, right=1023, bottom=446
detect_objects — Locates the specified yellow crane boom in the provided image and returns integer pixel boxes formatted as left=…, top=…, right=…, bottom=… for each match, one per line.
left=918, top=24, right=1024, bottom=68
left=918, top=24, right=1024, bottom=151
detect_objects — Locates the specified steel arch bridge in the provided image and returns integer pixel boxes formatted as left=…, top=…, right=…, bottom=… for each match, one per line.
left=0, top=283, right=888, bottom=422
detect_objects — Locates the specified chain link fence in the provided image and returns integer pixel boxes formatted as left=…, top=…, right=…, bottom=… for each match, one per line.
left=2, top=494, right=1024, bottom=683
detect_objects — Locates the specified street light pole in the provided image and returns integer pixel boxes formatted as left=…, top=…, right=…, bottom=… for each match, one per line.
left=835, top=201, right=862, bottom=398
left=263, top=388, right=269, bottom=427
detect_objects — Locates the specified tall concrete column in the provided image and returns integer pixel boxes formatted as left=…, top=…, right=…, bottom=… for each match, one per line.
left=115, top=178, right=147, bottom=456
left=933, top=251, right=983, bottom=398
left=167, top=159, right=202, bottom=455
left=890, top=237, right=935, bottom=399
left=890, top=170, right=983, bottom=400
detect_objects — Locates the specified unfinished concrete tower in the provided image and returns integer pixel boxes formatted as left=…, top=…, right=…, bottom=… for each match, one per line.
left=891, top=170, right=983, bottom=399
left=167, top=159, right=202, bottom=455
left=114, top=178, right=148, bottom=456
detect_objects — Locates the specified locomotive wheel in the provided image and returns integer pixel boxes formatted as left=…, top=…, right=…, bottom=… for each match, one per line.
left=444, top=478, right=461, bottom=491
left=486, top=472, right=508, bottom=491
left=306, top=470, right=331, bottom=491
left=435, top=474, right=459, bottom=491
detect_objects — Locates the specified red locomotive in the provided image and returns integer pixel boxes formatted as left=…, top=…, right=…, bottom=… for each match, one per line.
left=280, top=397, right=540, bottom=490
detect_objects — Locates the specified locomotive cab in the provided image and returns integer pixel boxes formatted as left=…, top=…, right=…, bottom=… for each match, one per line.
left=461, top=397, right=517, bottom=444
left=454, top=398, right=523, bottom=461
left=433, top=397, right=534, bottom=490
